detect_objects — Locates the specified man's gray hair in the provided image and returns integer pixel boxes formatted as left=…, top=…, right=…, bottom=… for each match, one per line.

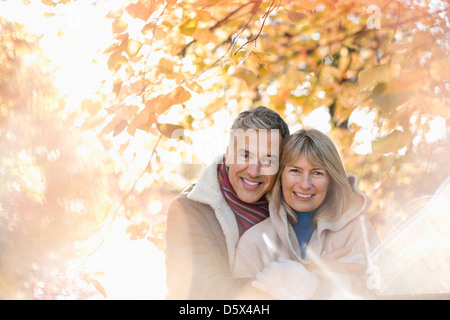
left=231, top=106, right=290, bottom=142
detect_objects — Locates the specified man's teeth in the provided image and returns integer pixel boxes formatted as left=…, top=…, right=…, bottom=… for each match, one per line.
left=294, top=192, right=313, bottom=199
left=243, top=179, right=260, bottom=186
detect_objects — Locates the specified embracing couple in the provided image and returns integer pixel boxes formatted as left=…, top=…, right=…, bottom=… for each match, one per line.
left=165, top=106, right=378, bottom=300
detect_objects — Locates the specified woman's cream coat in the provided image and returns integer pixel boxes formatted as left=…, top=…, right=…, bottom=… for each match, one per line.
left=232, top=175, right=379, bottom=299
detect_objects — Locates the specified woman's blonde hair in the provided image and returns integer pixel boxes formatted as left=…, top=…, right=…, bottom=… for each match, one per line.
left=270, top=129, right=352, bottom=226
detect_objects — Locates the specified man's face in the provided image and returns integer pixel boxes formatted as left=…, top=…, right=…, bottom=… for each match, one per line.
left=226, top=129, right=282, bottom=203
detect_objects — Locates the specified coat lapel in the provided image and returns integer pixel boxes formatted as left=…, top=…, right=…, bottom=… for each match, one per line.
left=187, top=155, right=240, bottom=270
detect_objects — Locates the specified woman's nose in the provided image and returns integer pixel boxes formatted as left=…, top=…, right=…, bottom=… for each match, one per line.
left=297, top=174, right=312, bottom=189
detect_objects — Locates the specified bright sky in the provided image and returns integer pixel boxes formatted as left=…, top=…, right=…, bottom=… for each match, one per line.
left=0, top=0, right=126, bottom=109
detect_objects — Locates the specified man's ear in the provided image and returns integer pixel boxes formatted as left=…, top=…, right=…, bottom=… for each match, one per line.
left=225, top=147, right=231, bottom=167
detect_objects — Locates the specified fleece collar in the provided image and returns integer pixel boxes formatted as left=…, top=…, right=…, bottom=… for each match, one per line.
left=187, top=155, right=240, bottom=270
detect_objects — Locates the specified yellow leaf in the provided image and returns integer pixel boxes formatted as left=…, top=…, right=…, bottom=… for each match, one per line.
left=126, top=39, right=143, bottom=59
left=372, top=130, right=411, bottom=154
left=112, top=18, right=128, bottom=34
left=233, top=68, right=257, bottom=87
left=358, top=64, right=392, bottom=90
left=180, top=19, right=198, bottom=36
left=107, top=52, right=128, bottom=72
left=159, top=58, right=174, bottom=74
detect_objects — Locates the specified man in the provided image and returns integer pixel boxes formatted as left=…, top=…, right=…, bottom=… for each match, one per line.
left=165, top=106, right=290, bottom=299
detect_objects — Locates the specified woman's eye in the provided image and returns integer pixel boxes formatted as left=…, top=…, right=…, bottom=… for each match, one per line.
left=313, top=171, right=325, bottom=176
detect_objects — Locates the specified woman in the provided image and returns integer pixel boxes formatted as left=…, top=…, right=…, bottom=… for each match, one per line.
left=232, top=129, right=379, bottom=299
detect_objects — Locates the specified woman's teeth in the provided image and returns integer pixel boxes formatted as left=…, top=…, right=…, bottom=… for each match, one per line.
left=294, top=192, right=313, bottom=199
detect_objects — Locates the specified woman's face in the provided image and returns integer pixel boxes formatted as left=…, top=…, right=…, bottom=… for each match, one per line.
left=281, top=154, right=330, bottom=213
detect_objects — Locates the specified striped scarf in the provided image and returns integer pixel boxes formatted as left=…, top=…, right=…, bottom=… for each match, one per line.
left=218, top=161, right=269, bottom=234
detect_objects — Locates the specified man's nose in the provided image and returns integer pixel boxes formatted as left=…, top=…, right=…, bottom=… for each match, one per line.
left=247, top=162, right=262, bottom=178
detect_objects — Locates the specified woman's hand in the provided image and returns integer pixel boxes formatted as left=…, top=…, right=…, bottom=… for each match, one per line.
left=306, top=247, right=366, bottom=275
left=252, top=258, right=320, bottom=300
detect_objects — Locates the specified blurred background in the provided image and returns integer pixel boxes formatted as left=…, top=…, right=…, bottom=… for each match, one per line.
left=0, top=0, right=448, bottom=299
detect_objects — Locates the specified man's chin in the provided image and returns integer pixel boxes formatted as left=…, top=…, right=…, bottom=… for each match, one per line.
left=236, top=191, right=265, bottom=204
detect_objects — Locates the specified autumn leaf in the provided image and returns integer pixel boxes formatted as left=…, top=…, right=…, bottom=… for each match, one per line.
left=125, top=1, right=156, bottom=22
left=81, top=99, right=102, bottom=115
left=298, top=0, right=315, bottom=11
left=372, top=130, right=412, bottom=154
left=107, top=51, right=128, bottom=72
left=157, top=123, right=184, bottom=139
left=287, top=11, right=307, bottom=23
left=371, top=83, right=412, bottom=112
left=113, top=119, right=128, bottom=137
left=179, top=19, right=198, bottom=36
left=358, top=64, right=392, bottom=90
left=233, top=68, right=257, bottom=87
left=151, top=87, right=192, bottom=114
left=430, top=57, right=450, bottom=82
left=127, top=105, right=158, bottom=136
left=112, top=17, right=128, bottom=34
left=90, top=279, right=107, bottom=298
left=126, top=39, right=143, bottom=59
left=371, top=69, right=429, bottom=112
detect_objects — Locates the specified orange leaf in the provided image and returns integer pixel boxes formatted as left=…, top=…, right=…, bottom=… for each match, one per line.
left=113, top=119, right=128, bottom=137
left=298, top=0, right=315, bottom=11
left=125, top=0, right=156, bottom=21
left=152, top=87, right=192, bottom=114
left=90, top=279, right=107, bottom=298
left=157, top=123, right=184, bottom=139
left=107, top=51, right=128, bottom=72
